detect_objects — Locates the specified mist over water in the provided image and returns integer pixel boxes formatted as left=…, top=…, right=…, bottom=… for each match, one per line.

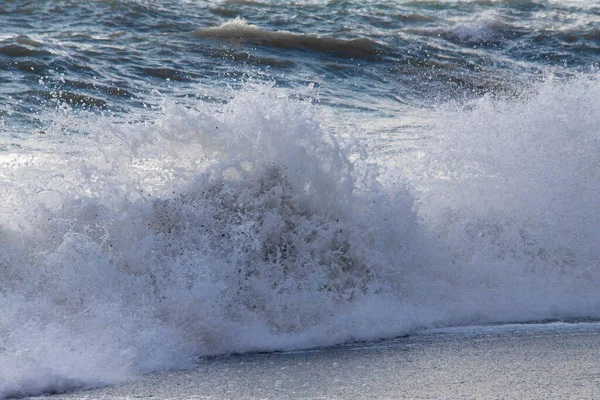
left=1, top=0, right=599, bottom=397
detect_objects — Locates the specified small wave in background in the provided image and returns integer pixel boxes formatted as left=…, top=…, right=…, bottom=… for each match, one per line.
left=193, top=17, right=379, bottom=57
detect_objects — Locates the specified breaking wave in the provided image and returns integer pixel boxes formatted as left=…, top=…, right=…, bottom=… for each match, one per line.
left=1, top=76, right=600, bottom=397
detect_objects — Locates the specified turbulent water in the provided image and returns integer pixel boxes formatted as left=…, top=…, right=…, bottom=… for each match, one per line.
left=1, top=0, right=599, bottom=397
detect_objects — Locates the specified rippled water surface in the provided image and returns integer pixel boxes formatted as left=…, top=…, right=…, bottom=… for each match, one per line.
left=2, top=0, right=598, bottom=127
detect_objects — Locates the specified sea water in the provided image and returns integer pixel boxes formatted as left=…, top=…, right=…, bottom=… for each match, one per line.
left=0, top=0, right=599, bottom=397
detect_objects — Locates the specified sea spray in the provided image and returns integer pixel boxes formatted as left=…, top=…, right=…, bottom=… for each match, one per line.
left=1, top=77, right=599, bottom=397
left=410, top=74, right=600, bottom=320
left=0, top=85, right=423, bottom=398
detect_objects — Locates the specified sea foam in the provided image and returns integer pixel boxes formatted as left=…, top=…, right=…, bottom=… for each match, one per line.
left=0, top=84, right=421, bottom=397
left=1, top=76, right=599, bottom=397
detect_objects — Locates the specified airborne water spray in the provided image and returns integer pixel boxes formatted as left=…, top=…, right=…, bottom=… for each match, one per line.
left=1, top=76, right=599, bottom=398
left=0, top=85, right=423, bottom=398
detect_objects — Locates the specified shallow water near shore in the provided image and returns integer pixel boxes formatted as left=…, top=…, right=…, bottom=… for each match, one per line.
left=23, top=321, right=600, bottom=400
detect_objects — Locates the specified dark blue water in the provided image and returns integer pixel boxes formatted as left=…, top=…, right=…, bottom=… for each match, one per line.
left=1, top=1, right=599, bottom=398
left=1, top=0, right=598, bottom=130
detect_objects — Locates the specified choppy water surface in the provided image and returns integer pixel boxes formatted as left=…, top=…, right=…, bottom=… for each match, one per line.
left=2, top=0, right=598, bottom=128
left=1, top=0, right=599, bottom=398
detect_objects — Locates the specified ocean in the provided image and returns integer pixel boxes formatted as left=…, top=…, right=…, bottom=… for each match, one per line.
left=1, top=0, right=599, bottom=398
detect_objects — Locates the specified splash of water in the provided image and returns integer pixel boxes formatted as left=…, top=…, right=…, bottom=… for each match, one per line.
left=1, top=76, right=599, bottom=398
left=0, top=84, right=422, bottom=398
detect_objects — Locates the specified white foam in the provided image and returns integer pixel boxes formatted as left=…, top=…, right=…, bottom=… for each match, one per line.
left=409, top=74, right=600, bottom=321
left=0, top=84, right=421, bottom=397
left=1, top=76, right=599, bottom=397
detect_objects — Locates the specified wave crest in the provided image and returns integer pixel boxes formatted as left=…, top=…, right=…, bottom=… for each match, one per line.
left=193, top=18, right=379, bottom=57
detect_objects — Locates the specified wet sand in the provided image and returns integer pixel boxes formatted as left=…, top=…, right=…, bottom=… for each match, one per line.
left=36, top=323, right=600, bottom=400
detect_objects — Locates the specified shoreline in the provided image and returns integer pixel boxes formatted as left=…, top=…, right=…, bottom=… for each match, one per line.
left=32, top=322, right=600, bottom=399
